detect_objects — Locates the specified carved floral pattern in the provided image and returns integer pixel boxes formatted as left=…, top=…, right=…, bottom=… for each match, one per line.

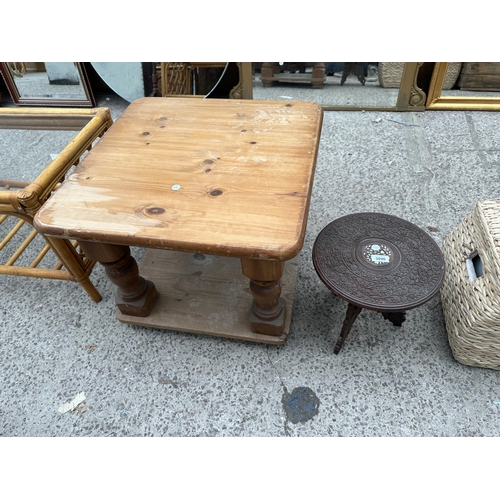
left=313, top=213, right=444, bottom=310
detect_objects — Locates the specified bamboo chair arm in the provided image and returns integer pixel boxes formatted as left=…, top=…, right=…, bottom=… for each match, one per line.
left=0, top=107, right=111, bottom=131
left=0, top=191, right=16, bottom=212
left=1, top=107, right=113, bottom=216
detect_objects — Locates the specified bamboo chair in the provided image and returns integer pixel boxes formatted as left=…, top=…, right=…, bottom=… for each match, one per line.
left=0, top=107, right=113, bottom=301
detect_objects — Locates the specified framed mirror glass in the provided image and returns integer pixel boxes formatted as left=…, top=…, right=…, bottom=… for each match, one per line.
left=251, top=62, right=420, bottom=110
left=0, top=62, right=96, bottom=106
left=426, top=62, right=500, bottom=110
left=157, top=62, right=422, bottom=110
left=159, top=62, right=250, bottom=99
left=90, top=62, right=157, bottom=103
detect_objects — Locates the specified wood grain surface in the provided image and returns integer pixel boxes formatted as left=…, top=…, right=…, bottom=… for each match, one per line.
left=35, top=97, right=323, bottom=260
left=116, top=249, right=299, bottom=344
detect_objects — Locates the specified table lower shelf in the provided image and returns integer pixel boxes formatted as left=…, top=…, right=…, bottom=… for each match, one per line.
left=116, top=249, right=299, bottom=344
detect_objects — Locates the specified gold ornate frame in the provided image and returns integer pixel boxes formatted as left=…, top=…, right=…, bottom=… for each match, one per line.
left=426, top=62, right=500, bottom=111
left=396, top=62, right=426, bottom=111
left=263, top=62, right=426, bottom=112
left=157, top=62, right=423, bottom=111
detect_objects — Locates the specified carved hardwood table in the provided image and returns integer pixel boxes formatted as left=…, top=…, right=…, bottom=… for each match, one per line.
left=34, top=97, right=323, bottom=344
left=312, top=213, right=445, bottom=354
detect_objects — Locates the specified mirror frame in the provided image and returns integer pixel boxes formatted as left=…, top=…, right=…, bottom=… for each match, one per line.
left=426, top=62, right=500, bottom=111
left=246, top=62, right=425, bottom=111
left=0, top=62, right=96, bottom=107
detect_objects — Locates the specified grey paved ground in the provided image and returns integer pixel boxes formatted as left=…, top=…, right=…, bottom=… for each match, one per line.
left=1, top=90, right=500, bottom=438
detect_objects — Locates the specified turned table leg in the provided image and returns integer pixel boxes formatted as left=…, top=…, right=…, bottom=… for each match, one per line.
left=334, top=303, right=363, bottom=354
left=311, top=62, right=325, bottom=88
left=241, top=258, right=286, bottom=336
left=260, top=62, right=279, bottom=87
left=77, top=241, right=157, bottom=317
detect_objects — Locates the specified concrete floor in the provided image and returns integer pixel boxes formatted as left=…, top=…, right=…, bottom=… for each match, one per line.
left=1, top=89, right=500, bottom=438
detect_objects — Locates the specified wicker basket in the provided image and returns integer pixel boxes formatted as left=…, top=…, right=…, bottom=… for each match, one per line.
left=440, top=199, right=500, bottom=370
left=378, top=62, right=462, bottom=89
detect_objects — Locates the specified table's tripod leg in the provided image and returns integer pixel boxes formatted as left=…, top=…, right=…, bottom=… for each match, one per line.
left=334, top=303, right=363, bottom=354
left=77, top=241, right=157, bottom=317
left=340, top=69, right=348, bottom=86
left=241, top=258, right=286, bottom=336
left=381, top=311, right=406, bottom=327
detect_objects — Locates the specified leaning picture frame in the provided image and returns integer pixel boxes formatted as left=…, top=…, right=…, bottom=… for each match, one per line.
left=426, top=62, right=500, bottom=111
left=0, top=62, right=96, bottom=107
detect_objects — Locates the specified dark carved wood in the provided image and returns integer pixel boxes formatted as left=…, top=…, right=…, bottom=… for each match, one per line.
left=312, top=213, right=445, bottom=354
left=341, top=63, right=366, bottom=86
left=334, top=303, right=362, bottom=354
left=335, top=305, right=408, bottom=355
left=381, top=311, right=407, bottom=327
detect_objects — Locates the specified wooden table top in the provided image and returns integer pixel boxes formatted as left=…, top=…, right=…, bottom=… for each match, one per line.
left=35, top=97, right=323, bottom=260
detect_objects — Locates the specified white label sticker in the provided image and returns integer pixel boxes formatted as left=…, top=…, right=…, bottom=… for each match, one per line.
left=371, top=255, right=390, bottom=263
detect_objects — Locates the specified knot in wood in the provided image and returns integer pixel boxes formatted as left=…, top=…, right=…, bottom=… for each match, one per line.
left=145, top=207, right=165, bottom=215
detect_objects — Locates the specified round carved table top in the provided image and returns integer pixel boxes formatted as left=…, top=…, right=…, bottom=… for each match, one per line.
left=312, top=213, right=445, bottom=311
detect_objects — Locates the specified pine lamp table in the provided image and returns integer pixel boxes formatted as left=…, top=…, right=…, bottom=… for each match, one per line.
left=34, top=97, right=323, bottom=344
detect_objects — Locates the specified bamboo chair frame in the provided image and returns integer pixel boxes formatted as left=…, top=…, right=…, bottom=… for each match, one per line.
left=0, top=107, right=113, bottom=301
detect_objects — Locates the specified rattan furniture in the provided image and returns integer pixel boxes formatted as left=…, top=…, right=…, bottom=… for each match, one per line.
left=379, top=62, right=462, bottom=90
left=313, top=213, right=445, bottom=354
left=441, top=200, right=500, bottom=370
left=160, top=62, right=228, bottom=96
left=0, top=107, right=113, bottom=301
